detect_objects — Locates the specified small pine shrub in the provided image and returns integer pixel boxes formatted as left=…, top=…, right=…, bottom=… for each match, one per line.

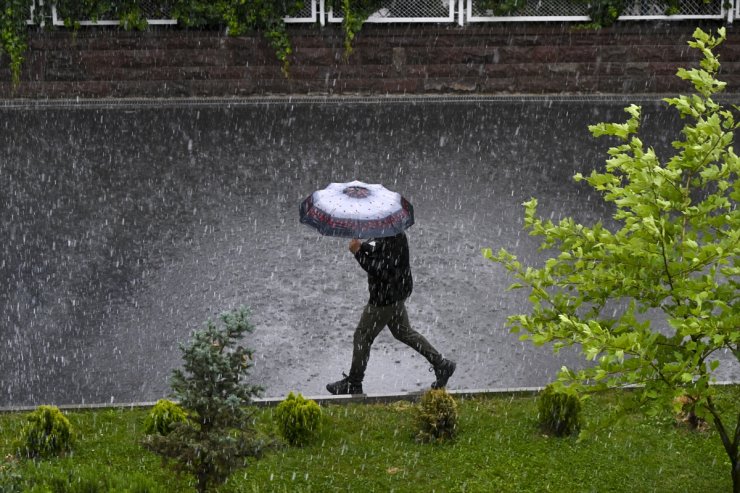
left=538, top=384, right=582, bottom=437
left=16, top=405, right=73, bottom=458
left=274, top=392, right=322, bottom=446
left=414, top=389, right=458, bottom=443
left=143, top=400, right=187, bottom=436
left=142, top=307, right=264, bottom=493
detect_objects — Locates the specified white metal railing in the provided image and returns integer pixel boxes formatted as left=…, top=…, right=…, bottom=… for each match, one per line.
left=327, top=0, right=462, bottom=25
left=467, top=0, right=728, bottom=23
left=26, top=1, right=37, bottom=25
left=468, top=0, right=589, bottom=22
left=618, top=0, right=726, bottom=20
left=284, top=0, right=321, bottom=24
left=29, top=0, right=738, bottom=26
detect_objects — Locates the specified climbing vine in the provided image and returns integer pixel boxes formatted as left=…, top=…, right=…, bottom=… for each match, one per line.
left=53, top=1, right=134, bottom=29
left=0, top=0, right=30, bottom=86
left=327, top=0, right=384, bottom=59
left=0, top=0, right=728, bottom=86
left=579, top=0, right=626, bottom=27
left=0, top=1, right=306, bottom=84
left=217, top=0, right=306, bottom=76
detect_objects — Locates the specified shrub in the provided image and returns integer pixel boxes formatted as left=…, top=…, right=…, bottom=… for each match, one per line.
left=143, top=400, right=187, bottom=436
left=16, top=405, right=73, bottom=459
left=142, top=306, right=264, bottom=493
left=274, top=392, right=322, bottom=446
left=538, top=384, right=582, bottom=437
left=414, top=389, right=458, bottom=443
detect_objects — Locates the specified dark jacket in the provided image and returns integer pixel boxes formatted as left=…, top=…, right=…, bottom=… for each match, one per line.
left=353, top=232, right=413, bottom=306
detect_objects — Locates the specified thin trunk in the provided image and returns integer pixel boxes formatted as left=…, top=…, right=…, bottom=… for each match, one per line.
left=706, top=397, right=739, bottom=493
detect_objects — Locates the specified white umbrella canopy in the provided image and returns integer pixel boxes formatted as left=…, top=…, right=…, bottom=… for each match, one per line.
left=299, top=180, right=414, bottom=238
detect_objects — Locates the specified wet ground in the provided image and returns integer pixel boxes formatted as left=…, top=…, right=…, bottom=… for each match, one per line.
left=2, top=95, right=738, bottom=406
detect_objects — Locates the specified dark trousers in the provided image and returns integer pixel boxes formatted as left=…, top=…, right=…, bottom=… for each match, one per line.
left=348, top=300, right=443, bottom=384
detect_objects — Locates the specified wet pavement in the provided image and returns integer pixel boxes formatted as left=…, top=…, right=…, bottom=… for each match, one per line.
left=2, top=95, right=738, bottom=406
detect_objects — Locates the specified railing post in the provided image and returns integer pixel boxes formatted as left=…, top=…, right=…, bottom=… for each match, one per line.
left=458, top=0, right=465, bottom=25
left=39, top=0, right=45, bottom=27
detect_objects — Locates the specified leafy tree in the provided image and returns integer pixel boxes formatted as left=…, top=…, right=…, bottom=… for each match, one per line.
left=484, top=27, right=739, bottom=491
left=142, top=306, right=264, bottom=493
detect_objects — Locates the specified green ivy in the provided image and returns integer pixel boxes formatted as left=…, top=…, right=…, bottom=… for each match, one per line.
left=579, top=0, right=625, bottom=27
left=218, top=0, right=306, bottom=76
left=327, top=0, right=384, bottom=59
left=115, top=1, right=148, bottom=31
left=51, top=0, right=151, bottom=30
left=664, top=0, right=682, bottom=15
left=0, top=1, right=728, bottom=85
left=168, top=0, right=223, bottom=27
left=2, top=1, right=306, bottom=80
left=0, top=0, right=30, bottom=86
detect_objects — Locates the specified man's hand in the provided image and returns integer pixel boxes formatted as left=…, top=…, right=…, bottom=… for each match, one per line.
left=349, top=239, right=362, bottom=254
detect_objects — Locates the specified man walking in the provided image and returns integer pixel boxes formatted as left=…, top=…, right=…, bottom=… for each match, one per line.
left=326, top=232, right=456, bottom=395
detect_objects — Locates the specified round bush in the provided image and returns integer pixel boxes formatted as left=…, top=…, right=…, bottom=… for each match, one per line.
left=537, top=384, right=582, bottom=437
left=414, top=389, right=458, bottom=443
left=143, top=399, right=188, bottom=436
left=17, top=405, right=73, bottom=458
left=274, top=392, right=322, bottom=446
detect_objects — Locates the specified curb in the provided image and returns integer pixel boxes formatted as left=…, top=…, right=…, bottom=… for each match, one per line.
left=0, top=387, right=544, bottom=413
left=1, top=94, right=739, bottom=110
left=1, top=382, right=737, bottom=413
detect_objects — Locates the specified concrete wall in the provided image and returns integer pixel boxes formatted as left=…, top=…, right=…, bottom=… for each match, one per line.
left=1, top=21, right=738, bottom=98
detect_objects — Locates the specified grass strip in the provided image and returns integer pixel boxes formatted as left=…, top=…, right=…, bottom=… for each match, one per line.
left=1, top=387, right=737, bottom=492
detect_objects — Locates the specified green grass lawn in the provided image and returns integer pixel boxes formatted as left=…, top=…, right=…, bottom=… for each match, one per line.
left=1, top=387, right=737, bottom=492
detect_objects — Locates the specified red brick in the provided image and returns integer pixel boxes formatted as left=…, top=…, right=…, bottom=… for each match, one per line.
left=3, top=21, right=737, bottom=99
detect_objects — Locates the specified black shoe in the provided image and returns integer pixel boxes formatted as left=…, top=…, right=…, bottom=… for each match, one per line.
left=326, top=373, right=363, bottom=395
left=430, top=359, right=456, bottom=389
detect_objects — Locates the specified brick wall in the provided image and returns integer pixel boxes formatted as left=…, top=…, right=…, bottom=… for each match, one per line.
left=1, top=21, right=737, bottom=98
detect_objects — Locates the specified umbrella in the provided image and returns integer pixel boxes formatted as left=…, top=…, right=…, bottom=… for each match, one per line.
left=299, top=180, right=414, bottom=238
